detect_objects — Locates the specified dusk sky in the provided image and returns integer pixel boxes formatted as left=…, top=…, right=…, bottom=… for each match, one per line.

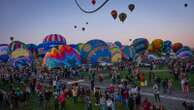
left=0, top=0, right=194, bottom=47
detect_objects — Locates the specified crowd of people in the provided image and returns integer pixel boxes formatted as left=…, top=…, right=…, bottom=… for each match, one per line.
left=0, top=58, right=193, bottom=110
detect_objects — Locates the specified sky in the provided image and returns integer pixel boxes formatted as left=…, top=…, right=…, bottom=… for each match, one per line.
left=0, top=0, right=194, bottom=47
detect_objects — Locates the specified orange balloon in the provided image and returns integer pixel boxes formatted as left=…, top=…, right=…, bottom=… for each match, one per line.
left=50, top=48, right=59, bottom=57
left=151, top=39, right=163, bottom=51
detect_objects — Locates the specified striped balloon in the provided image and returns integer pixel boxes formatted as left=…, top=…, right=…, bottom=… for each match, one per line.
left=43, top=34, right=66, bottom=45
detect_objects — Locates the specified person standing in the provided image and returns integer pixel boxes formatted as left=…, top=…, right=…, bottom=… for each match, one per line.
left=153, top=83, right=160, bottom=102
left=91, top=79, right=95, bottom=91
left=72, top=86, right=78, bottom=104
left=128, top=94, right=134, bottom=110
left=167, top=79, right=173, bottom=94
left=100, top=95, right=106, bottom=110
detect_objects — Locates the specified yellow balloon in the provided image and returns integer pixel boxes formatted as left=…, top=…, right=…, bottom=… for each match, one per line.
left=11, top=49, right=30, bottom=58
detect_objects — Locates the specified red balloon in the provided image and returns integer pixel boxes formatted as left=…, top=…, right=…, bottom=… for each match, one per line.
left=111, top=10, right=118, bottom=20
left=91, top=0, right=96, bottom=5
left=172, top=42, right=183, bottom=52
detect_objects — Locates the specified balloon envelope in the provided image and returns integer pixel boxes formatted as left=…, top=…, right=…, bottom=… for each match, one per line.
left=151, top=39, right=163, bottom=51
left=109, top=46, right=122, bottom=63
left=172, top=42, right=183, bottom=53
left=9, top=41, right=26, bottom=52
left=128, top=4, right=135, bottom=12
left=12, top=57, right=32, bottom=69
left=111, top=10, right=117, bottom=20
left=133, top=38, right=149, bottom=54
left=11, top=49, right=30, bottom=59
left=119, top=13, right=127, bottom=22
left=0, top=44, right=9, bottom=62
left=81, top=39, right=111, bottom=64
left=121, top=45, right=136, bottom=60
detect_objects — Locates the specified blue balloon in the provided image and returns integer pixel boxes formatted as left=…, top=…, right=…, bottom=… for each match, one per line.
left=122, top=46, right=135, bottom=60
left=133, top=38, right=149, bottom=54
left=81, top=39, right=111, bottom=64
left=176, top=46, right=191, bottom=55
left=12, top=57, right=32, bottom=69
left=163, top=40, right=172, bottom=53
left=114, top=41, right=122, bottom=48
left=0, top=44, right=9, bottom=62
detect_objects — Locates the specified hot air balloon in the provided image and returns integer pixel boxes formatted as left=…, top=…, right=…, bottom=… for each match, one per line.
left=82, top=27, right=85, bottom=31
left=176, top=46, right=191, bottom=56
left=111, top=10, right=118, bottom=20
left=162, top=40, right=172, bottom=53
left=0, top=44, right=9, bottom=63
left=172, top=42, right=183, bottom=53
left=177, top=48, right=193, bottom=59
left=184, top=3, right=188, bottom=7
left=114, top=41, right=122, bottom=48
left=43, top=45, right=81, bottom=68
left=11, top=48, right=30, bottom=59
left=58, top=45, right=81, bottom=67
left=9, top=41, right=26, bottom=52
left=151, top=39, right=163, bottom=52
left=119, top=13, right=127, bottom=22
left=43, top=34, right=66, bottom=47
left=128, top=4, right=135, bottom=12
left=81, top=39, right=111, bottom=64
left=147, top=54, right=158, bottom=61
left=109, top=44, right=122, bottom=63
left=121, top=45, right=136, bottom=60
left=133, top=38, right=149, bottom=54
left=40, top=34, right=66, bottom=57
left=12, top=57, right=32, bottom=69
left=26, top=44, right=38, bottom=59
left=91, top=0, right=96, bottom=5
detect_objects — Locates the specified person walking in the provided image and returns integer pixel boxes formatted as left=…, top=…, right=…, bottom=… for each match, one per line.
left=153, top=83, right=160, bottom=102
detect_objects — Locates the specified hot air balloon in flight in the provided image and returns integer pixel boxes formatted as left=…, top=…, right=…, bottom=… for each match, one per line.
left=128, top=4, right=135, bottom=12
left=91, top=0, right=96, bottom=5
left=111, top=10, right=118, bottom=20
left=82, top=27, right=86, bottom=31
left=184, top=3, right=188, bottom=7
left=119, top=13, right=127, bottom=22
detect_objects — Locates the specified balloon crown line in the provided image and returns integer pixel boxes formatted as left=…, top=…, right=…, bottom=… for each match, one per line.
left=74, top=0, right=110, bottom=13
